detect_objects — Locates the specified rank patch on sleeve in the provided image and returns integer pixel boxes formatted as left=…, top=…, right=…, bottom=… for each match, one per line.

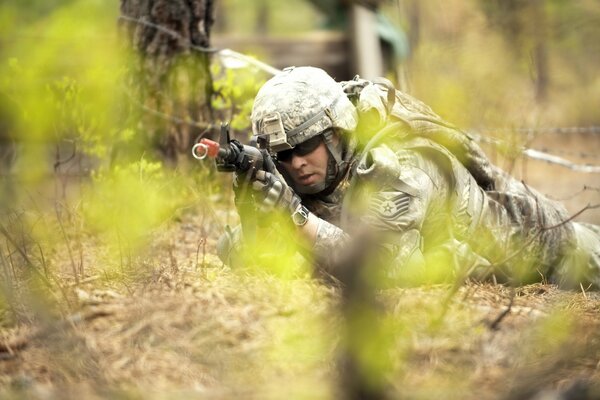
left=369, top=192, right=411, bottom=221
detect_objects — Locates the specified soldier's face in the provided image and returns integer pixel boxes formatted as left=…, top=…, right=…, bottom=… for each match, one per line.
left=278, top=136, right=331, bottom=192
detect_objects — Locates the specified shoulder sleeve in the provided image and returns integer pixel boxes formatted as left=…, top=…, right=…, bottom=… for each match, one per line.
left=353, top=144, right=437, bottom=233
left=340, top=144, right=446, bottom=285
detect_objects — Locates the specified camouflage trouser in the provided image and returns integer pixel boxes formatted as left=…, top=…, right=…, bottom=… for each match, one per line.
left=485, top=167, right=600, bottom=288
left=555, top=222, right=600, bottom=289
left=216, top=225, right=244, bottom=268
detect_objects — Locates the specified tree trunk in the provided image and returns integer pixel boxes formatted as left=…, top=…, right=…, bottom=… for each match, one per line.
left=119, top=0, right=215, bottom=164
left=349, top=3, right=384, bottom=80
left=531, top=0, right=548, bottom=102
left=255, top=0, right=269, bottom=35
left=478, top=0, right=550, bottom=104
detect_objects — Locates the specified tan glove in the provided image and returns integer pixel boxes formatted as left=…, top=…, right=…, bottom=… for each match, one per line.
left=250, top=170, right=302, bottom=216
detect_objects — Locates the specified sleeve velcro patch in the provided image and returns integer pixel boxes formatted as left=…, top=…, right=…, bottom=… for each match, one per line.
left=368, top=192, right=411, bottom=221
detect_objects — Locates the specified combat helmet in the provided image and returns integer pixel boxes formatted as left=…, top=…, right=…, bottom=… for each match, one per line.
left=251, top=66, right=358, bottom=193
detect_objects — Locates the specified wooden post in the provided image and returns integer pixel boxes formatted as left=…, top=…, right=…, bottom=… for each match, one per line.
left=349, top=4, right=384, bottom=79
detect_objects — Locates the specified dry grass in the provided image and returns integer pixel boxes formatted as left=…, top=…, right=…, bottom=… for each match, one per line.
left=1, top=208, right=600, bottom=400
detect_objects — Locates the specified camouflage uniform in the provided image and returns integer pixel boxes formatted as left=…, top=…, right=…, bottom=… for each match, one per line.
left=220, top=67, right=600, bottom=289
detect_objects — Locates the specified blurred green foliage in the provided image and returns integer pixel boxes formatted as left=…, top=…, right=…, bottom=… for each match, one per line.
left=0, top=2, right=599, bottom=399
left=399, top=0, right=600, bottom=129
left=211, top=64, right=266, bottom=133
left=0, top=0, right=219, bottom=280
left=85, top=160, right=181, bottom=254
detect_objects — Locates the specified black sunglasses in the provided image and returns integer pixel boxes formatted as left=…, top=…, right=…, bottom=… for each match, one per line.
left=276, top=135, right=323, bottom=162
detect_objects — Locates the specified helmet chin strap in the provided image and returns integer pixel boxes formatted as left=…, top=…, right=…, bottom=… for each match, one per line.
left=322, top=129, right=346, bottom=189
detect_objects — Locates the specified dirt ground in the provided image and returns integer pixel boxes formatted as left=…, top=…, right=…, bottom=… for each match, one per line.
left=1, top=206, right=600, bottom=400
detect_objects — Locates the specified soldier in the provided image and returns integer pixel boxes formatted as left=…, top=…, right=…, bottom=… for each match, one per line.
left=219, top=66, right=600, bottom=289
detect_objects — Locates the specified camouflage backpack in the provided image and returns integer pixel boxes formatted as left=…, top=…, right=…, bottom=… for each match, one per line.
left=341, top=76, right=497, bottom=191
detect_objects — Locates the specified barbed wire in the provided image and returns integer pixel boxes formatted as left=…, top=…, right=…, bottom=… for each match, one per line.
left=550, top=185, right=600, bottom=201
left=118, top=15, right=600, bottom=173
left=490, top=126, right=600, bottom=135
left=469, top=131, right=600, bottom=173
left=117, top=15, right=281, bottom=75
left=121, top=87, right=211, bottom=130
left=117, top=15, right=219, bottom=53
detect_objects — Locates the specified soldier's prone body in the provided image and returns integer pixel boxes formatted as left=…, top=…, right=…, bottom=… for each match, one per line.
left=218, top=66, right=600, bottom=288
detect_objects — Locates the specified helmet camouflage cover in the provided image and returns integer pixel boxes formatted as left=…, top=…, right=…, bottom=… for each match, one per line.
left=251, top=66, right=358, bottom=153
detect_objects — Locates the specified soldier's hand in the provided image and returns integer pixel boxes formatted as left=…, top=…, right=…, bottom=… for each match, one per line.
left=251, top=170, right=302, bottom=216
left=233, top=169, right=249, bottom=190
left=232, top=169, right=257, bottom=215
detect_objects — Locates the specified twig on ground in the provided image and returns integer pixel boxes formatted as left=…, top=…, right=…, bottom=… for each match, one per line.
left=55, top=204, right=79, bottom=283
left=53, top=140, right=77, bottom=172
left=195, top=237, right=207, bottom=273
left=488, top=288, right=515, bottom=330
left=67, top=275, right=101, bottom=287
left=0, top=223, right=51, bottom=289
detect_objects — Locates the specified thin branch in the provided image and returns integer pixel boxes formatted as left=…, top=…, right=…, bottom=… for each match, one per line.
left=195, top=238, right=204, bottom=270
left=55, top=204, right=79, bottom=283
left=0, top=223, right=51, bottom=288
left=35, top=242, right=48, bottom=279
left=541, top=203, right=600, bottom=232
left=491, top=202, right=600, bottom=269
left=550, top=185, right=600, bottom=201
left=53, top=140, right=77, bottom=172
left=580, top=282, right=591, bottom=300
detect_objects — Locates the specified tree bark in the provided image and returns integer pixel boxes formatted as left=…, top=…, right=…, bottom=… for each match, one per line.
left=531, top=0, right=548, bottom=102
left=119, top=0, right=215, bottom=164
left=478, top=0, right=550, bottom=104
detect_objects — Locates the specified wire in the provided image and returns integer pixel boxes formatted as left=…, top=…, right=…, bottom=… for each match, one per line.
left=118, top=15, right=600, bottom=172
left=118, top=15, right=280, bottom=75
left=118, top=15, right=219, bottom=53
left=470, top=131, right=600, bottom=173
left=497, top=126, right=600, bottom=135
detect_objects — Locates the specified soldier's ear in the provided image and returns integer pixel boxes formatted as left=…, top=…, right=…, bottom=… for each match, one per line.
left=332, top=128, right=349, bottom=146
left=330, top=130, right=340, bottom=145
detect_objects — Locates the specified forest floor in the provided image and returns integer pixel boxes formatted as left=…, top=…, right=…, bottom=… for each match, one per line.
left=1, top=206, right=600, bottom=400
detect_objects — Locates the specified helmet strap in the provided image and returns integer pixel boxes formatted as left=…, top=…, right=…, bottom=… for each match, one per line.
left=322, top=129, right=343, bottom=166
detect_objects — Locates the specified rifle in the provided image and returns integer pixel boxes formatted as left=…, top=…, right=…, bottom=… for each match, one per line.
left=192, top=123, right=277, bottom=176
left=192, top=123, right=279, bottom=242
